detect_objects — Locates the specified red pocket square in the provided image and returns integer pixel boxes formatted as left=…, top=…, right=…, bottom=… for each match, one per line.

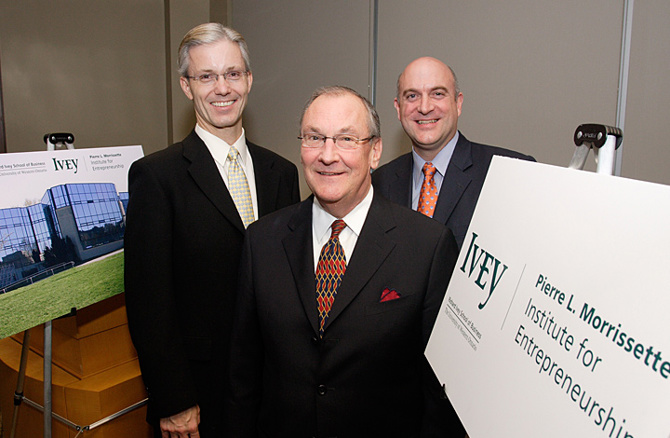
left=380, top=288, right=401, bottom=302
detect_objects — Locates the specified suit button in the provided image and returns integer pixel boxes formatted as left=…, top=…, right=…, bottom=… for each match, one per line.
left=311, top=336, right=320, bottom=346
left=317, top=384, right=327, bottom=396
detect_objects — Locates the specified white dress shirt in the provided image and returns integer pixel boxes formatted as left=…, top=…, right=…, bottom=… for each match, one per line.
left=311, top=186, right=374, bottom=271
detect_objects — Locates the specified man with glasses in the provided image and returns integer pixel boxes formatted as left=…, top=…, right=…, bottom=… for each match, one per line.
left=227, top=86, right=464, bottom=436
left=124, top=23, right=299, bottom=437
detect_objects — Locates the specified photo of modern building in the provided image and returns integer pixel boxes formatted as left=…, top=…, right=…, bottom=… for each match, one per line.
left=0, top=182, right=127, bottom=293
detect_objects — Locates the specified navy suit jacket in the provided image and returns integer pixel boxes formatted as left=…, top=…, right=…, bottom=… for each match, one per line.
left=124, top=130, right=300, bottom=435
left=227, top=193, right=464, bottom=437
left=372, top=132, right=535, bottom=248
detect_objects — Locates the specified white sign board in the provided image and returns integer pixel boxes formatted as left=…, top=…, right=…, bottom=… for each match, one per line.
left=426, top=157, right=670, bottom=438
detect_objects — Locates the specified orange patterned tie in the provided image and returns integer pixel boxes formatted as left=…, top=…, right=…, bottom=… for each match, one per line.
left=418, top=162, right=438, bottom=217
left=315, top=219, right=347, bottom=337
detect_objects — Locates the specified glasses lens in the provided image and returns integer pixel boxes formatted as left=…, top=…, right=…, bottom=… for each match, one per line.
left=301, top=134, right=323, bottom=147
left=334, top=135, right=359, bottom=150
left=225, top=71, right=245, bottom=81
left=198, top=74, right=216, bottom=84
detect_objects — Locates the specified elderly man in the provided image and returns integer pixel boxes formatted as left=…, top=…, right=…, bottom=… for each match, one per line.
left=227, top=86, right=464, bottom=437
left=373, top=57, right=534, bottom=248
left=124, top=23, right=299, bottom=437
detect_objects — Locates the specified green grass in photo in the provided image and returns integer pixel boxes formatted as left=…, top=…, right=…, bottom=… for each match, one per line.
left=0, top=251, right=125, bottom=340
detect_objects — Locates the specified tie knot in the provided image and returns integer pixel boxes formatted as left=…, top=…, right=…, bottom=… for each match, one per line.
left=330, top=219, right=346, bottom=239
left=228, top=146, right=240, bottom=162
left=422, top=162, right=437, bottom=178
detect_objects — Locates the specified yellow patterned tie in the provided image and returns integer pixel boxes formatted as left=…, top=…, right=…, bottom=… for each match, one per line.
left=315, top=219, right=347, bottom=337
left=227, top=146, right=255, bottom=228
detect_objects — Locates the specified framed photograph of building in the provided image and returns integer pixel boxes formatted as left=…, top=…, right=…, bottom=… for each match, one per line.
left=0, top=145, right=143, bottom=339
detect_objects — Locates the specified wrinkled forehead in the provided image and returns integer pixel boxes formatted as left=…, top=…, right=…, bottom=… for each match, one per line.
left=302, top=94, right=369, bottom=134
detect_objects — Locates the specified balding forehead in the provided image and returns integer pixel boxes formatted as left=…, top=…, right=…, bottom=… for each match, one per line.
left=398, top=58, right=455, bottom=94
left=404, top=58, right=452, bottom=81
left=409, top=56, right=449, bottom=70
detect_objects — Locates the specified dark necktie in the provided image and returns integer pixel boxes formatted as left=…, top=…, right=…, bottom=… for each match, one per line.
left=315, top=219, right=347, bottom=337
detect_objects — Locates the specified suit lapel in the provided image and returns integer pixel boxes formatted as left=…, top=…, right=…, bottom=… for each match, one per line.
left=388, top=154, right=413, bottom=208
left=248, top=141, right=279, bottom=216
left=183, top=131, right=245, bottom=233
left=433, top=133, right=473, bottom=224
left=282, top=200, right=320, bottom=335
left=324, top=194, right=396, bottom=331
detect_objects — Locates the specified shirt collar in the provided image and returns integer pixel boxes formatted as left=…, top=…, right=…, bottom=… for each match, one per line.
left=412, top=130, right=459, bottom=184
left=312, top=186, right=374, bottom=242
left=195, top=124, right=249, bottom=165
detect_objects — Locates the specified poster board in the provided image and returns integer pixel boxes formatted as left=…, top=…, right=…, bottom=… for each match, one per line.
left=426, top=157, right=670, bottom=438
left=0, top=146, right=143, bottom=339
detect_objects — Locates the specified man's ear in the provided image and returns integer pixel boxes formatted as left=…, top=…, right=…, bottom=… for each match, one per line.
left=369, top=137, right=383, bottom=171
left=246, top=70, right=253, bottom=92
left=456, top=92, right=463, bottom=117
left=180, top=76, right=194, bottom=101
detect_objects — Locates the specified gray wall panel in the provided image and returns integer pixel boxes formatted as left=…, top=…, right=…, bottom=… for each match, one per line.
left=0, top=0, right=211, bottom=156
left=232, top=1, right=372, bottom=197
left=621, top=0, right=670, bottom=185
left=3, top=1, right=668, bottom=185
left=0, top=0, right=168, bottom=154
left=376, top=1, right=623, bottom=172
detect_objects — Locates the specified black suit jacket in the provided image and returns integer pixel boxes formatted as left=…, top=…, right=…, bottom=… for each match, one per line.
left=124, top=130, right=300, bottom=435
left=227, top=193, right=463, bottom=437
left=372, top=132, right=534, bottom=247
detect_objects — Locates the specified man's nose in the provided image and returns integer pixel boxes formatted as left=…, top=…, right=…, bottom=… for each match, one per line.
left=212, top=74, right=232, bottom=93
left=319, top=137, right=340, bottom=163
left=418, top=95, right=433, bottom=114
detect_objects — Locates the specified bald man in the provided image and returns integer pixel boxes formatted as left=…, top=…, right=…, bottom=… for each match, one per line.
left=373, top=57, right=534, bottom=248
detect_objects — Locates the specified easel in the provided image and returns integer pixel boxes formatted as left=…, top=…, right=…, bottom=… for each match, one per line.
left=569, top=123, right=623, bottom=176
left=10, top=322, right=148, bottom=438
left=8, top=133, right=147, bottom=438
left=10, top=312, right=75, bottom=438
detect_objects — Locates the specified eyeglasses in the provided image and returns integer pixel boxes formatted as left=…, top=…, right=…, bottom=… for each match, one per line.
left=298, top=133, right=376, bottom=150
left=186, top=70, right=248, bottom=85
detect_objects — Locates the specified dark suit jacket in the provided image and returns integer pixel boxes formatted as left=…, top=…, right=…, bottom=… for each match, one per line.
left=372, top=132, right=535, bottom=248
left=227, top=193, right=463, bottom=437
left=124, top=130, right=300, bottom=435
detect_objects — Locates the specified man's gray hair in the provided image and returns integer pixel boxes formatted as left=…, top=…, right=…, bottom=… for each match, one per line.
left=177, top=23, right=251, bottom=77
left=300, top=86, right=381, bottom=139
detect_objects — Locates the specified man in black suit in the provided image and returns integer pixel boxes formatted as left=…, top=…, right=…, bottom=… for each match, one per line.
left=227, top=86, right=464, bottom=437
left=373, top=57, right=534, bottom=248
left=124, top=23, right=299, bottom=438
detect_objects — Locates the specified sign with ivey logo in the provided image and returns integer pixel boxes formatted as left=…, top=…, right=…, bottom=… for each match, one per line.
left=426, top=157, right=670, bottom=438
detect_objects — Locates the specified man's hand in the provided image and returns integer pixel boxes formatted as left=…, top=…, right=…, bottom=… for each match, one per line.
left=160, top=405, right=201, bottom=438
